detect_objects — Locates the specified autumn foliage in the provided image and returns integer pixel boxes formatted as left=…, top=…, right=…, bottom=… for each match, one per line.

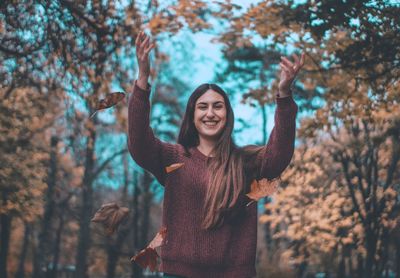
left=1, top=1, right=399, bottom=278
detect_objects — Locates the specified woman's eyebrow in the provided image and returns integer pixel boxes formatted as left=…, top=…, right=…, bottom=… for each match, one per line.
left=197, top=101, right=225, bottom=105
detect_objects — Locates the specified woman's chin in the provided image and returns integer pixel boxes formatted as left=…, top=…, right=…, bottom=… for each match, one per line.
left=199, top=130, right=223, bottom=140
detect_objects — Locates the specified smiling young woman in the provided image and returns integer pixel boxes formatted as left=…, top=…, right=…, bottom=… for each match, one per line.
left=128, top=31, right=304, bottom=278
left=193, top=88, right=227, bottom=150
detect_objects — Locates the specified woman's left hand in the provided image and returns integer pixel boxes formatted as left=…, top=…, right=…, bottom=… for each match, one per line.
left=278, top=52, right=305, bottom=97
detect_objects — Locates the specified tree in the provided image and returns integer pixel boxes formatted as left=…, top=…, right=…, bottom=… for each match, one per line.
left=0, top=87, right=58, bottom=278
left=213, top=1, right=400, bottom=277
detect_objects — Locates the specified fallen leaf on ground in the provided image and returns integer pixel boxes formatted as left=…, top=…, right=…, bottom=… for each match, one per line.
left=165, top=163, right=184, bottom=173
left=246, top=177, right=280, bottom=206
left=91, top=202, right=129, bottom=236
left=131, top=226, right=167, bottom=272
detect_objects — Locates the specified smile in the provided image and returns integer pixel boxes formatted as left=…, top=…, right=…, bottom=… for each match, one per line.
left=203, top=121, right=219, bottom=126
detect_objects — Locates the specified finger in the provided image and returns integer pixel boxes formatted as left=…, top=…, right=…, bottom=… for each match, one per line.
left=141, top=42, right=154, bottom=57
left=144, top=42, right=155, bottom=55
left=280, top=63, right=293, bottom=75
left=144, top=36, right=151, bottom=50
left=300, top=52, right=305, bottom=67
left=280, top=62, right=293, bottom=72
left=135, top=34, right=139, bottom=46
left=140, top=35, right=150, bottom=50
left=139, top=31, right=145, bottom=42
left=292, top=54, right=300, bottom=68
left=135, top=31, right=143, bottom=46
left=281, top=56, right=295, bottom=69
left=135, top=34, right=140, bottom=47
left=293, top=53, right=306, bottom=73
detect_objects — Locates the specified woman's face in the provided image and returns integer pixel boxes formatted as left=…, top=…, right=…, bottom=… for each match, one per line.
left=194, top=89, right=227, bottom=141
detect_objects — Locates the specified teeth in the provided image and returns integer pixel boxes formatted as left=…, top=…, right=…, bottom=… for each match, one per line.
left=204, top=121, right=218, bottom=126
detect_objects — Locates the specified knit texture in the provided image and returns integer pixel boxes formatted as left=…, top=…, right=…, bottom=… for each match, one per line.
left=128, top=81, right=298, bottom=278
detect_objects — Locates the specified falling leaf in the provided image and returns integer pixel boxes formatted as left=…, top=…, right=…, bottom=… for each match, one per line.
left=91, top=202, right=129, bottom=236
left=131, top=247, right=159, bottom=272
left=131, top=226, right=167, bottom=272
left=246, top=177, right=280, bottom=206
left=89, top=92, right=126, bottom=118
left=165, top=163, right=184, bottom=173
left=149, top=226, right=167, bottom=248
left=96, top=92, right=125, bottom=110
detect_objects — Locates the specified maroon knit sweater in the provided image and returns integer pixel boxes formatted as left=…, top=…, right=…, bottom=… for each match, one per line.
left=127, top=81, right=298, bottom=278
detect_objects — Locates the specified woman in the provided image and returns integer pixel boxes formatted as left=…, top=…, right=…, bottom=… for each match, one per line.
left=128, top=31, right=304, bottom=278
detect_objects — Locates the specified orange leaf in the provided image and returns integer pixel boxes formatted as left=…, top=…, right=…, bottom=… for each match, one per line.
left=165, top=163, right=184, bottom=173
left=148, top=226, right=167, bottom=249
left=246, top=177, right=280, bottom=204
left=131, top=247, right=159, bottom=272
left=91, top=202, right=129, bottom=236
left=131, top=226, right=167, bottom=272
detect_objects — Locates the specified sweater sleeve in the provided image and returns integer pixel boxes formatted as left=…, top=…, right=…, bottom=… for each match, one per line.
left=254, top=95, right=298, bottom=180
left=127, top=80, right=175, bottom=186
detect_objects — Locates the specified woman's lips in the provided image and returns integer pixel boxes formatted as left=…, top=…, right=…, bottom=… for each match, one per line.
left=203, top=121, right=219, bottom=127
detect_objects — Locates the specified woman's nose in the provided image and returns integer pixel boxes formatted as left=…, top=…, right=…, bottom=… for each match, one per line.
left=205, top=108, right=216, bottom=117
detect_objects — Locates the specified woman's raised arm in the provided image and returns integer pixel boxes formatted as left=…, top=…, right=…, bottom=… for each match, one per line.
left=127, top=31, right=175, bottom=185
left=255, top=53, right=305, bottom=179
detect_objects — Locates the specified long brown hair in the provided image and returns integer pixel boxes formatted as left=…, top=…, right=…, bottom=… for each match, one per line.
left=178, top=83, right=263, bottom=230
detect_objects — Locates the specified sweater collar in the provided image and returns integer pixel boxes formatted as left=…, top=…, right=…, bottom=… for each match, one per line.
left=190, top=146, right=215, bottom=161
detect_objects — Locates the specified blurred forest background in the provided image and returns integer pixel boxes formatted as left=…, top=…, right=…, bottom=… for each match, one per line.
left=0, top=0, right=399, bottom=278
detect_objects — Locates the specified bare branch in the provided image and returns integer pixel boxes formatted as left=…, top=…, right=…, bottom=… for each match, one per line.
left=92, top=148, right=128, bottom=181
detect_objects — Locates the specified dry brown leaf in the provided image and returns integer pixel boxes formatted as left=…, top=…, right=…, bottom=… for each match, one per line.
left=246, top=177, right=280, bottom=206
left=91, top=202, right=129, bottom=236
left=96, top=92, right=125, bottom=110
left=165, top=163, right=184, bottom=173
left=89, top=92, right=125, bottom=118
left=131, top=226, right=167, bottom=272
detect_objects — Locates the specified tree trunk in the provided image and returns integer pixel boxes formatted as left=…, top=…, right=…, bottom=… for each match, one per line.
left=131, top=170, right=142, bottom=278
left=376, top=228, right=389, bottom=278
left=396, top=233, right=400, bottom=278
left=47, top=211, right=65, bottom=278
left=364, top=230, right=378, bottom=278
left=106, top=243, right=118, bottom=278
left=15, top=222, right=31, bottom=278
left=107, top=209, right=132, bottom=278
left=347, top=248, right=354, bottom=278
left=357, top=253, right=364, bottom=278
left=140, top=171, right=153, bottom=250
left=33, top=135, right=59, bottom=278
left=74, top=128, right=96, bottom=278
left=264, top=199, right=273, bottom=263
left=131, top=171, right=153, bottom=278
left=337, top=245, right=346, bottom=278
left=296, top=261, right=307, bottom=278
left=0, top=191, right=12, bottom=278
left=106, top=153, right=131, bottom=278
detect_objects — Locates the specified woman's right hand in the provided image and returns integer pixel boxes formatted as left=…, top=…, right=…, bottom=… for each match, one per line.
left=135, top=31, right=155, bottom=86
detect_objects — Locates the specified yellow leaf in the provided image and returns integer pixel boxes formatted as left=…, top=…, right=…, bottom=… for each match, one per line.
left=165, top=163, right=184, bottom=173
